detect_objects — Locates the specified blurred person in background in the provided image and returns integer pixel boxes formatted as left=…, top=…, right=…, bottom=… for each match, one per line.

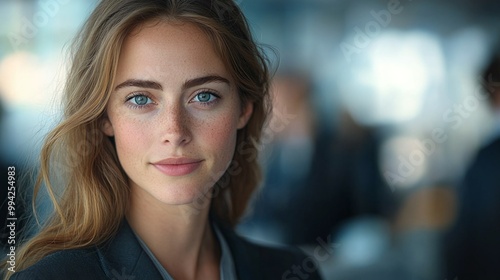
left=444, top=51, right=500, bottom=280
left=239, top=73, right=399, bottom=250
left=238, top=73, right=355, bottom=246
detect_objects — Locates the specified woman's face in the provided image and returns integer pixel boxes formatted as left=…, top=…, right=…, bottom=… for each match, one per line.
left=103, top=20, right=252, bottom=205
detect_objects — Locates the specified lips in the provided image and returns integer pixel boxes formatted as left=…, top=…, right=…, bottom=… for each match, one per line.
left=151, top=158, right=204, bottom=176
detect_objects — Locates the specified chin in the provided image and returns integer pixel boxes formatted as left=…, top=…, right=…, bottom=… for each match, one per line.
left=150, top=182, right=212, bottom=206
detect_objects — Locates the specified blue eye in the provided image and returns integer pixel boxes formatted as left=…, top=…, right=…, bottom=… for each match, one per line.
left=128, top=94, right=153, bottom=106
left=193, top=91, right=219, bottom=103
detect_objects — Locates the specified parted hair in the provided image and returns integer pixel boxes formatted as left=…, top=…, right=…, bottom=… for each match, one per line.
left=3, top=0, right=270, bottom=277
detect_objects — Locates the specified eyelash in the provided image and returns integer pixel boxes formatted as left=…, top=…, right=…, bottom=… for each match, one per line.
left=190, top=90, right=221, bottom=107
left=125, top=92, right=155, bottom=109
left=124, top=90, right=221, bottom=109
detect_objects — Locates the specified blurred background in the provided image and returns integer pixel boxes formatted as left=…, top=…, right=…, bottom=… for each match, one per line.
left=1, top=0, right=500, bottom=279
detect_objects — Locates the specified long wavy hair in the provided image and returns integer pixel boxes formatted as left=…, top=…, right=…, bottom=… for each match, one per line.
left=4, top=0, right=270, bottom=277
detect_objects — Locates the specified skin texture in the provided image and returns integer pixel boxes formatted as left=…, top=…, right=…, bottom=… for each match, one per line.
left=102, top=20, right=253, bottom=280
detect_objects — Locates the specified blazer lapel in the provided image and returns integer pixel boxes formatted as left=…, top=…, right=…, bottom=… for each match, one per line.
left=96, top=220, right=164, bottom=280
left=95, top=218, right=266, bottom=280
left=215, top=221, right=261, bottom=280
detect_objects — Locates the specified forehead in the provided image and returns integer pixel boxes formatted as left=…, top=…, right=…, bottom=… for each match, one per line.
left=116, top=20, right=230, bottom=83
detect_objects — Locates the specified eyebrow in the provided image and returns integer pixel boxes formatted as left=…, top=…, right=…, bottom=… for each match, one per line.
left=183, top=75, right=230, bottom=90
left=114, top=79, right=162, bottom=91
left=113, top=75, right=231, bottom=91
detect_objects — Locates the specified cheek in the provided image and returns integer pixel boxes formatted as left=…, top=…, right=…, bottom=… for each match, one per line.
left=199, top=113, right=239, bottom=159
left=112, top=119, right=151, bottom=163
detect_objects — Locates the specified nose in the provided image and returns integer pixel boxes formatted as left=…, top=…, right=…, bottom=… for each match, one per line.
left=160, top=103, right=192, bottom=146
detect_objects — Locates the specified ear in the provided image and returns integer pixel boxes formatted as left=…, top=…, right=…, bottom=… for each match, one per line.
left=237, top=101, right=254, bottom=129
left=101, top=116, right=115, bottom=136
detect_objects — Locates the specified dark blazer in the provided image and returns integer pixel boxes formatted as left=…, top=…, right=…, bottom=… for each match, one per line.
left=444, top=137, right=500, bottom=280
left=10, top=220, right=322, bottom=280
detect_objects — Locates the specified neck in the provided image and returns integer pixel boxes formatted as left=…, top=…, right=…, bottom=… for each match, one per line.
left=126, top=185, right=220, bottom=279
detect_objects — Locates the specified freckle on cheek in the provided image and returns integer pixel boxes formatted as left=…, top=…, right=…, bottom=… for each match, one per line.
left=211, top=119, right=235, bottom=139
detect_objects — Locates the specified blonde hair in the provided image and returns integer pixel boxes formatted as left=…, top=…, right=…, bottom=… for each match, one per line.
left=3, top=0, right=270, bottom=277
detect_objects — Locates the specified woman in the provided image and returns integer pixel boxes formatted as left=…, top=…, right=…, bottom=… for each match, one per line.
left=3, top=0, right=322, bottom=279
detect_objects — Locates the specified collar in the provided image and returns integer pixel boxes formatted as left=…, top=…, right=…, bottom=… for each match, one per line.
left=97, top=220, right=163, bottom=279
left=211, top=218, right=261, bottom=280
left=95, top=218, right=261, bottom=280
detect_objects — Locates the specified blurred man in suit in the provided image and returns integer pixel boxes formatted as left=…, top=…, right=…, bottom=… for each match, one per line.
left=445, top=52, right=500, bottom=280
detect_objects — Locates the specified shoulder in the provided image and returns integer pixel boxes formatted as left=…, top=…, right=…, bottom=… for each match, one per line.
left=245, top=237, right=322, bottom=280
left=220, top=225, right=323, bottom=280
left=236, top=234, right=305, bottom=263
left=10, top=220, right=163, bottom=280
left=10, top=248, right=107, bottom=280
left=464, top=137, right=500, bottom=182
left=475, top=137, right=500, bottom=161
left=10, top=220, right=162, bottom=280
